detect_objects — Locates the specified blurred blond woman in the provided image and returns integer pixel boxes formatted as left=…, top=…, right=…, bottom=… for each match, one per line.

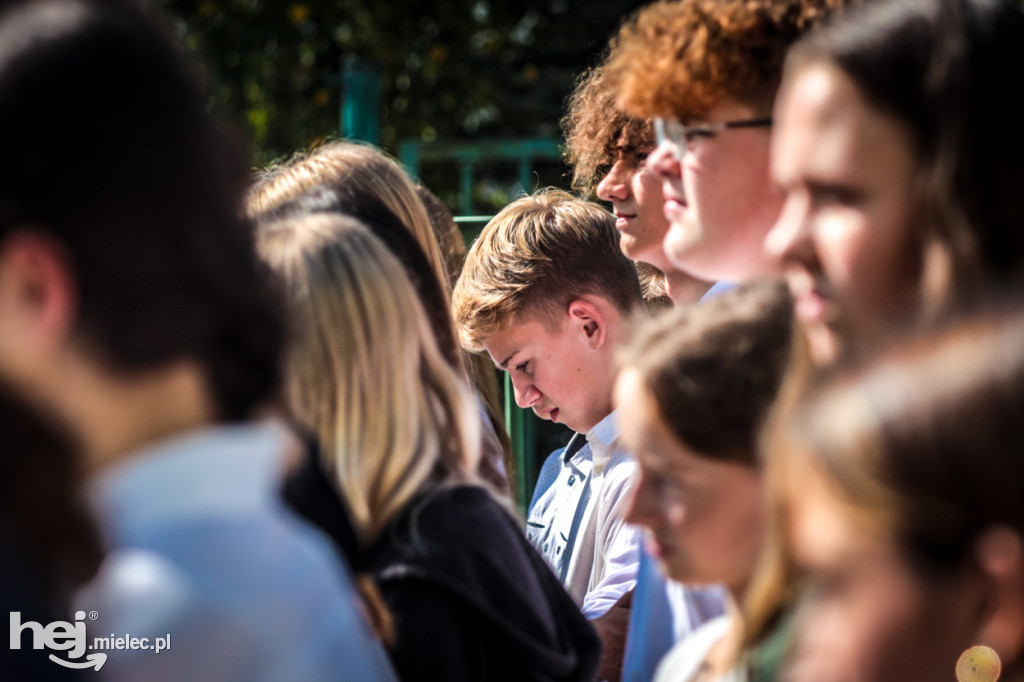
left=257, top=213, right=600, bottom=681
left=248, top=141, right=512, bottom=495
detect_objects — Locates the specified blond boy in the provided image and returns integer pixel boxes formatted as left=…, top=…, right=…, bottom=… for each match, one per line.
left=453, top=190, right=644, bottom=679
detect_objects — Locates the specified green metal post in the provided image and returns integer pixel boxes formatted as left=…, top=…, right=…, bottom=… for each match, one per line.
left=341, top=58, right=380, bottom=145
left=518, top=156, right=532, bottom=194
left=505, top=373, right=537, bottom=513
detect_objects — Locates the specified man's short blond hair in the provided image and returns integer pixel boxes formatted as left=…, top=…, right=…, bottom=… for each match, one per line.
left=452, top=189, right=643, bottom=352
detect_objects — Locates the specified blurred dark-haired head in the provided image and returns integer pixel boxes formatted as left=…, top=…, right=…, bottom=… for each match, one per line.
left=769, top=283, right=1024, bottom=682
left=0, top=0, right=282, bottom=420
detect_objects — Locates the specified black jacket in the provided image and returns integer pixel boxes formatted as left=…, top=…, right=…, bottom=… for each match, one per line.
left=284, top=450, right=601, bottom=682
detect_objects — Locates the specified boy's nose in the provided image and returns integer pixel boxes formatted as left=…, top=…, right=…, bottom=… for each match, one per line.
left=513, top=381, right=542, bottom=409
left=647, top=141, right=682, bottom=182
left=597, top=161, right=630, bottom=203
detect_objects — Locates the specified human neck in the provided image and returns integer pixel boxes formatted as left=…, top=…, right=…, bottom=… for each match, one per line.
left=704, top=594, right=744, bottom=676
left=45, top=351, right=217, bottom=475
left=665, top=270, right=714, bottom=305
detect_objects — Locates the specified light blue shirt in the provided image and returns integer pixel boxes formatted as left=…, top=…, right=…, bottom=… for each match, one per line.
left=621, top=553, right=726, bottom=681
left=78, top=421, right=396, bottom=682
left=704, top=281, right=737, bottom=297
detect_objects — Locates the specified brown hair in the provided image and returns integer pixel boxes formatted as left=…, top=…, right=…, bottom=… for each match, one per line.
left=563, top=61, right=655, bottom=195
left=415, top=185, right=466, bottom=289
left=617, top=279, right=794, bottom=464
left=247, top=141, right=451, bottom=298
left=452, top=189, right=643, bottom=352
left=413, top=184, right=514, bottom=495
left=606, top=0, right=847, bottom=121
left=637, top=262, right=673, bottom=313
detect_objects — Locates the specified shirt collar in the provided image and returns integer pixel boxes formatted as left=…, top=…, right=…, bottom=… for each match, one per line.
left=552, top=409, right=614, bottom=473
left=90, top=420, right=293, bottom=544
left=561, top=411, right=621, bottom=467
left=586, top=410, right=620, bottom=471
left=588, top=410, right=618, bottom=447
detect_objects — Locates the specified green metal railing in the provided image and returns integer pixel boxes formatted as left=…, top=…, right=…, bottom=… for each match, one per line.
left=399, top=138, right=562, bottom=216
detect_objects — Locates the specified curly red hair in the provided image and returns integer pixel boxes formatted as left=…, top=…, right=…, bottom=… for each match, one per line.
left=607, top=0, right=849, bottom=121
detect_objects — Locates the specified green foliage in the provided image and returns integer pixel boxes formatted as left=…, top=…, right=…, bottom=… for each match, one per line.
left=154, top=0, right=647, bottom=211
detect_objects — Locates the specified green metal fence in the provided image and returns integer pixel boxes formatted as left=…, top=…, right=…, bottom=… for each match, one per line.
left=399, top=138, right=562, bottom=216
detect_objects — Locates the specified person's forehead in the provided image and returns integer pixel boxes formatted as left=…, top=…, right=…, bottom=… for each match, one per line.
left=776, top=64, right=899, bottom=180
left=483, top=309, right=566, bottom=358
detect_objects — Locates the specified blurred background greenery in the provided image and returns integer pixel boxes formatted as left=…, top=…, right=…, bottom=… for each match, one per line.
left=155, top=0, right=648, bottom=214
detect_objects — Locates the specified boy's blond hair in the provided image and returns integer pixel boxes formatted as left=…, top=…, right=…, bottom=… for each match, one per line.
left=453, top=189, right=642, bottom=352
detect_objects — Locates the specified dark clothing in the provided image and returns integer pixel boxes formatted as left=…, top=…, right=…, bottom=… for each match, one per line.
left=0, top=522, right=89, bottom=681
left=281, top=439, right=363, bottom=569
left=283, top=449, right=601, bottom=682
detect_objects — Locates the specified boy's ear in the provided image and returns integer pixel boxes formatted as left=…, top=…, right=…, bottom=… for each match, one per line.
left=0, top=230, right=77, bottom=357
left=974, top=526, right=1024, bottom=664
left=567, top=297, right=606, bottom=349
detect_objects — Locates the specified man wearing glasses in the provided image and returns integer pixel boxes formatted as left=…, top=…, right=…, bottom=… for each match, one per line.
left=602, top=1, right=847, bottom=680
left=605, top=0, right=845, bottom=284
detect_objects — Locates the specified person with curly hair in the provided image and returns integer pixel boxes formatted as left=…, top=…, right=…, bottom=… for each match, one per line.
left=604, top=0, right=848, bottom=283
left=563, top=62, right=711, bottom=306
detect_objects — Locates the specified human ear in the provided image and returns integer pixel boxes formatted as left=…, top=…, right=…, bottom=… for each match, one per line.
left=973, top=526, right=1024, bottom=665
left=567, top=297, right=605, bottom=348
left=0, top=230, right=76, bottom=357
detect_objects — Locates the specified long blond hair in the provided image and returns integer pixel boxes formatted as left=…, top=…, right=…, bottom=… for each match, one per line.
left=248, top=141, right=451, bottom=299
left=257, top=213, right=480, bottom=540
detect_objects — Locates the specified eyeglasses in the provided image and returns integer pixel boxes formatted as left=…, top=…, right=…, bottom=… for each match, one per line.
left=654, top=116, right=772, bottom=160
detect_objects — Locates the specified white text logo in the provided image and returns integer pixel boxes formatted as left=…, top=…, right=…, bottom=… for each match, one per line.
left=10, top=610, right=172, bottom=671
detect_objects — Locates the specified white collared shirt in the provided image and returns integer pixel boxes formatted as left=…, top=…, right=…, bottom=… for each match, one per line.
left=526, top=411, right=642, bottom=618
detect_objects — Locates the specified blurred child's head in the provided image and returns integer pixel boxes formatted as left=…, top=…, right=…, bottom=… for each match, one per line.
left=767, top=0, right=1024, bottom=365
left=772, top=291, right=1024, bottom=682
left=616, top=281, right=793, bottom=595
